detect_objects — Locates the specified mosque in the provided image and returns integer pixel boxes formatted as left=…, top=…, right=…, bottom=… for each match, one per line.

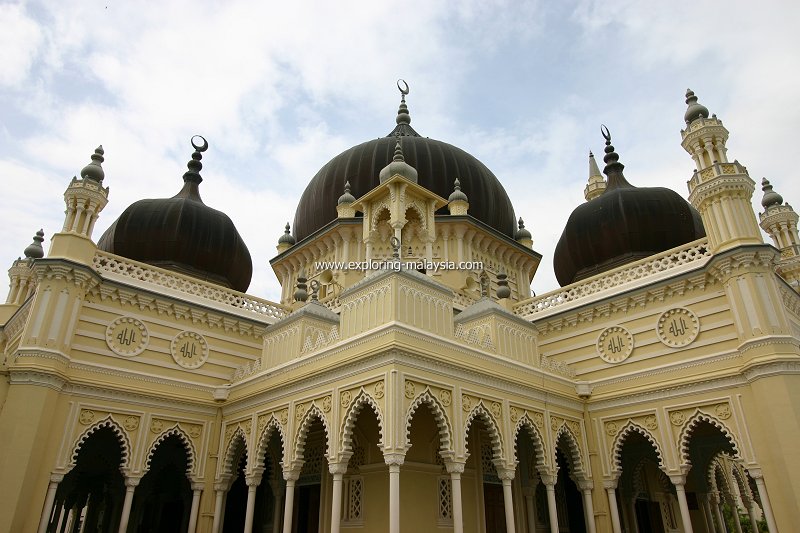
left=0, top=85, right=798, bottom=533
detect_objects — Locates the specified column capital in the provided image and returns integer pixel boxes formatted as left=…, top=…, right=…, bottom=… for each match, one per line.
left=495, top=467, right=515, bottom=482
left=540, top=473, right=557, bottom=487
left=577, top=479, right=594, bottom=491
left=329, top=462, right=349, bottom=476
left=124, top=476, right=141, bottom=488
left=49, top=473, right=65, bottom=483
left=602, top=478, right=618, bottom=490
left=191, top=481, right=204, bottom=491
left=245, top=474, right=263, bottom=487
left=747, top=467, right=763, bottom=479
left=444, top=460, right=466, bottom=474
left=283, top=469, right=301, bottom=482
left=669, top=473, right=687, bottom=487
left=384, top=451, right=406, bottom=466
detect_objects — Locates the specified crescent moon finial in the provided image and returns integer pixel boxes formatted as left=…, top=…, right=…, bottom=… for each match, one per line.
left=397, top=79, right=410, bottom=96
left=191, top=135, right=209, bottom=152
left=600, top=125, right=611, bottom=143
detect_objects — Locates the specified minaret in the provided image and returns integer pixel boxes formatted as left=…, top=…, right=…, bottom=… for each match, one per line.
left=681, top=89, right=762, bottom=252
left=5, top=230, right=44, bottom=307
left=584, top=151, right=606, bottom=201
left=447, top=178, right=469, bottom=215
left=514, top=218, right=533, bottom=249
left=277, top=222, right=296, bottom=253
left=759, top=178, right=800, bottom=290
left=48, top=146, right=110, bottom=263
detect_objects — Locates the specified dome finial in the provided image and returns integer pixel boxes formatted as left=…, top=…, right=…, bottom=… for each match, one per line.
left=515, top=217, right=532, bottom=241
left=278, top=222, right=296, bottom=246
left=761, top=178, right=784, bottom=208
left=393, top=134, right=405, bottom=162
left=183, top=135, right=208, bottom=184
left=80, top=146, right=105, bottom=182
left=396, top=79, right=411, bottom=126
left=23, top=229, right=45, bottom=259
left=684, top=88, right=710, bottom=124
left=448, top=177, right=469, bottom=203
left=600, top=125, right=631, bottom=189
left=337, top=180, right=356, bottom=205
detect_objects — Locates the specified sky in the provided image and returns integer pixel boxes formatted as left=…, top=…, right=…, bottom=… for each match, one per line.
left=1, top=0, right=799, bottom=302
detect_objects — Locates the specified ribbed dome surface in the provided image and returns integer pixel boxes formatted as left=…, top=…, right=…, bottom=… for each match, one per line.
left=293, top=135, right=516, bottom=241
left=98, top=141, right=253, bottom=292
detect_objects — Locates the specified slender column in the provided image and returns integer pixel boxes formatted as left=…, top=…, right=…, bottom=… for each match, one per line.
left=604, top=479, right=622, bottom=533
left=244, top=474, right=262, bottom=533
left=628, top=497, right=640, bottom=533
left=384, top=453, right=405, bottom=533
left=496, top=467, right=517, bottom=533
left=746, top=500, right=760, bottom=533
left=750, top=470, right=777, bottom=533
left=117, top=477, right=140, bottom=533
left=578, top=481, right=597, bottom=533
left=670, top=475, right=694, bottom=533
left=522, top=484, right=537, bottom=533
left=728, top=494, right=743, bottom=533
left=282, top=471, right=300, bottom=533
left=329, top=463, right=349, bottom=533
left=700, top=493, right=717, bottom=533
left=186, top=483, right=202, bottom=533
left=541, top=474, right=559, bottom=533
left=211, top=483, right=227, bottom=533
left=710, top=492, right=726, bottom=533
left=38, top=474, right=64, bottom=533
left=446, top=461, right=466, bottom=533
left=269, top=480, right=284, bottom=533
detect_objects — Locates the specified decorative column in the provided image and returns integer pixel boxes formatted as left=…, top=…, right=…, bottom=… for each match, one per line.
left=244, top=473, right=263, bottom=533
left=117, top=476, right=140, bottom=533
left=282, top=470, right=300, bottom=533
left=212, top=481, right=228, bottom=533
left=187, top=483, right=203, bottom=533
left=37, top=473, right=64, bottom=533
left=604, top=479, right=622, bottom=533
left=496, top=467, right=517, bottom=533
left=269, top=479, right=284, bottom=533
left=541, top=473, right=559, bottom=533
left=699, top=493, right=717, bottom=533
left=329, top=462, right=349, bottom=533
left=670, top=474, right=694, bottom=533
left=384, top=453, right=405, bottom=533
left=445, top=461, right=466, bottom=533
left=750, top=470, right=777, bottom=533
left=745, top=497, right=760, bottom=533
left=710, top=491, right=726, bottom=533
left=522, top=478, right=539, bottom=533
left=578, top=480, right=597, bottom=533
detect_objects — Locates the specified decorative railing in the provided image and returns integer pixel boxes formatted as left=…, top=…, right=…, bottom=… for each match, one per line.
left=513, top=239, right=711, bottom=319
left=93, top=251, right=288, bottom=320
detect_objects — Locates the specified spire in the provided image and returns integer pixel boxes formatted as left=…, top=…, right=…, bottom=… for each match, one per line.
left=23, top=229, right=45, bottom=259
left=80, top=146, right=105, bottom=182
left=337, top=180, right=356, bottom=205
left=278, top=222, right=296, bottom=246
left=448, top=177, right=469, bottom=215
left=379, top=135, right=418, bottom=183
left=182, top=135, right=208, bottom=184
left=684, top=88, right=710, bottom=125
left=601, top=125, right=632, bottom=189
left=761, top=178, right=784, bottom=208
left=584, top=151, right=607, bottom=201
left=387, top=79, right=420, bottom=137
left=448, top=178, right=468, bottom=203
left=515, top=217, right=532, bottom=242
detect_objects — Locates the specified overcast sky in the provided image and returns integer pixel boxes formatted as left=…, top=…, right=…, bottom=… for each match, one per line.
left=1, top=0, right=798, bottom=301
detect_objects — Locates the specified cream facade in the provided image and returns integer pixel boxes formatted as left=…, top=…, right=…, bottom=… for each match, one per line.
left=1, top=90, right=799, bottom=533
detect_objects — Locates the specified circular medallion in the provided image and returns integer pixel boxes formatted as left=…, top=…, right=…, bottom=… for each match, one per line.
left=170, top=331, right=209, bottom=369
left=657, top=308, right=700, bottom=348
left=597, top=326, right=634, bottom=363
left=106, top=317, right=149, bottom=357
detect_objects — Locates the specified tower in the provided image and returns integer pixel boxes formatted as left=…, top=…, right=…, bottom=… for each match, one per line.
left=759, top=178, right=800, bottom=290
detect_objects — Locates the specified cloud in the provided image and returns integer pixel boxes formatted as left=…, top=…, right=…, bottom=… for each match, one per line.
left=0, top=3, right=42, bottom=87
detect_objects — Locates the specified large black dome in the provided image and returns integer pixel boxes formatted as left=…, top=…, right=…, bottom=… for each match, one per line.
left=553, top=136, right=705, bottom=287
left=292, top=103, right=516, bottom=242
left=97, top=139, right=253, bottom=292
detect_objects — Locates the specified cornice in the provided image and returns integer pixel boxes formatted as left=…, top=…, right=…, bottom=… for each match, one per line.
left=742, top=360, right=800, bottom=383
left=64, top=381, right=219, bottom=415
left=8, top=369, right=67, bottom=391
left=33, top=258, right=102, bottom=291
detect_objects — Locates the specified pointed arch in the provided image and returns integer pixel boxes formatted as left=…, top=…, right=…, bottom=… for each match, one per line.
left=553, top=422, right=586, bottom=479
left=513, top=413, right=548, bottom=473
left=252, top=415, right=286, bottom=474
left=220, top=426, right=248, bottom=477
left=464, top=401, right=504, bottom=463
left=611, top=421, right=666, bottom=475
left=678, top=410, right=741, bottom=465
left=404, top=388, right=453, bottom=453
left=69, top=415, right=131, bottom=471
left=144, top=424, right=196, bottom=478
left=340, top=388, right=384, bottom=454
left=293, top=403, right=331, bottom=463
left=632, top=457, right=672, bottom=495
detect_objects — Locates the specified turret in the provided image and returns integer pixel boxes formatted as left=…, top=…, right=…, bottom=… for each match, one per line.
left=583, top=151, right=606, bottom=201
left=759, top=178, right=800, bottom=290
left=4, top=230, right=44, bottom=308
left=447, top=178, right=469, bottom=215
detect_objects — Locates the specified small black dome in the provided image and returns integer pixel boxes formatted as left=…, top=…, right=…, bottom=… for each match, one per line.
left=97, top=139, right=253, bottom=292
left=553, top=133, right=705, bottom=287
left=292, top=113, right=516, bottom=241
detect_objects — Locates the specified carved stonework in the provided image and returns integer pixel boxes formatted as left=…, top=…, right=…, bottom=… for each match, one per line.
left=510, top=407, right=519, bottom=423
left=439, top=390, right=452, bottom=407
left=150, top=419, right=166, bottom=434
left=670, top=411, right=686, bottom=426
left=597, top=326, right=634, bottom=363
left=341, top=391, right=352, bottom=408
left=462, top=395, right=473, bottom=412
left=123, top=416, right=140, bottom=432
left=606, top=422, right=619, bottom=437
left=296, top=404, right=306, bottom=421
left=79, top=410, right=95, bottom=425
left=279, top=409, right=289, bottom=426
left=491, top=402, right=502, bottom=419
left=715, top=403, right=732, bottom=420
left=644, top=415, right=658, bottom=430
left=106, top=316, right=149, bottom=357
left=657, top=307, right=700, bottom=348
left=170, top=331, right=209, bottom=369
left=374, top=381, right=385, bottom=399
left=404, top=381, right=416, bottom=399
left=322, top=396, right=332, bottom=413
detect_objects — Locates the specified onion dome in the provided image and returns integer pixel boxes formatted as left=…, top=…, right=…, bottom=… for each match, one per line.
left=448, top=178, right=469, bottom=203
left=761, top=178, right=783, bottom=208
left=97, top=136, right=253, bottom=292
left=337, top=181, right=356, bottom=205
left=684, top=89, right=710, bottom=125
left=278, top=223, right=296, bottom=245
left=514, top=218, right=531, bottom=241
left=80, top=146, right=105, bottom=182
left=553, top=127, right=705, bottom=287
left=23, top=229, right=45, bottom=259
left=292, top=82, right=516, bottom=242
